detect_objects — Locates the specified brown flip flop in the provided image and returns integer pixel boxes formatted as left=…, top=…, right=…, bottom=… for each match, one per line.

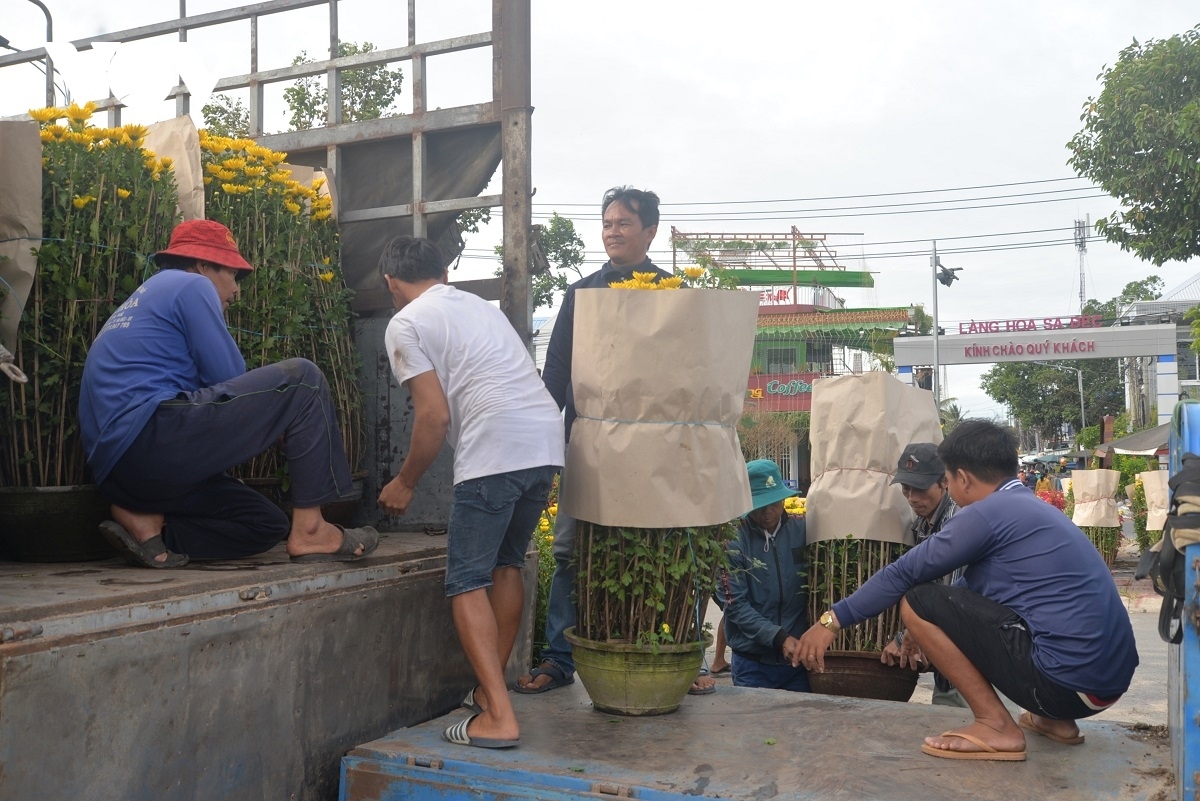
left=1018, top=711, right=1085, bottom=745
left=921, top=730, right=1027, bottom=761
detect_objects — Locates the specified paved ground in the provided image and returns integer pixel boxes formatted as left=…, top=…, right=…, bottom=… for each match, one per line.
left=703, top=544, right=1170, bottom=727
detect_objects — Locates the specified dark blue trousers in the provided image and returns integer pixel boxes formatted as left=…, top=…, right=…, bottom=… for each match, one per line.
left=99, top=358, right=353, bottom=559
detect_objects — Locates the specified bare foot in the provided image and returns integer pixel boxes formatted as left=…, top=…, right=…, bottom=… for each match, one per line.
left=690, top=674, right=716, bottom=693
left=464, top=709, right=519, bottom=743
left=710, top=658, right=731, bottom=674
left=517, top=661, right=567, bottom=691
left=1021, top=712, right=1084, bottom=743
left=110, top=505, right=169, bottom=563
left=285, top=518, right=362, bottom=559
left=923, top=720, right=1025, bottom=755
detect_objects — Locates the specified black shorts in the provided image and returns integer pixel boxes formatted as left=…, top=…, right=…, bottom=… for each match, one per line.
left=904, top=583, right=1112, bottom=720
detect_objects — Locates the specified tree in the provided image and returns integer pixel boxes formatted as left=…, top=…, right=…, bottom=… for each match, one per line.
left=201, top=95, right=250, bottom=138
left=202, top=42, right=404, bottom=135
left=939, top=399, right=965, bottom=434
left=493, top=212, right=586, bottom=311
left=1067, top=26, right=1200, bottom=265
left=283, top=41, right=405, bottom=130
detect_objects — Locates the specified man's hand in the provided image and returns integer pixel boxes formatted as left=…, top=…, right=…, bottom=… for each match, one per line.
left=378, top=475, right=415, bottom=516
left=780, top=635, right=802, bottom=666
left=794, top=624, right=837, bottom=672
left=881, top=630, right=927, bottom=671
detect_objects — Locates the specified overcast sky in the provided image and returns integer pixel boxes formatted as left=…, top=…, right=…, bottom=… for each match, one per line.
left=2, top=0, right=1198, bottom=418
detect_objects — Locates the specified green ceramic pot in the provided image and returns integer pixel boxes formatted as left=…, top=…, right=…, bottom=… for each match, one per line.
left=564, top=627, right=708, bottom=716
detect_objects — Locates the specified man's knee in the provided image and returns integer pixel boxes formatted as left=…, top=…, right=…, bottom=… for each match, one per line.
left=277, top=357, right=326, bottom=388
left=902, top=583, right=941, bottom=626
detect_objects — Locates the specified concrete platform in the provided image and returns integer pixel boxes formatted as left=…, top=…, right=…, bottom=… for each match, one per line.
left=0, top=532, right=536, bottom=801
left=342, top=680, right=1172, bottom=801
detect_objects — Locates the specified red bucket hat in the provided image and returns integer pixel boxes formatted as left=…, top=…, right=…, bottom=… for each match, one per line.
left=156, top=219, right=253, bottom=272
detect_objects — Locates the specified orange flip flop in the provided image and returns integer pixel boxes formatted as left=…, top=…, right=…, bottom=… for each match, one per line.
left=1018, top=711, right=1085, bottom=745
left=921, top=730, right=1027, bottom=761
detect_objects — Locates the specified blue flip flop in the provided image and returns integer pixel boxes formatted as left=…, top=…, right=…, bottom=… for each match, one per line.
left=442, top=714, right=519, bottom=749
left=514, top=663, right=574, bottom=694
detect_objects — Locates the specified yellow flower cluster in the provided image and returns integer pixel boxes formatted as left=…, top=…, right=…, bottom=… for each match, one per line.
left=537, top=503, right=559, bottom=539
left=29, top=104, right=173, bottom=189
left=609, top=271, right=685, bottom=290
left=199, top=130, right=333, bottom=220
left=784, top=496, right=806, bottom=517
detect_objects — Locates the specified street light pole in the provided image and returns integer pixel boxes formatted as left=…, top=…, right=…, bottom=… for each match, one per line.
left=931, top=241, right=940, bottom=407
left=1045, top=362, right=1087, bottom=432
left=24, top=0, right=53, bottom=107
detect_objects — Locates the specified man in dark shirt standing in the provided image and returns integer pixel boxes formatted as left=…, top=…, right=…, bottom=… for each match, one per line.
left=517, top=186, right=673, bottom=694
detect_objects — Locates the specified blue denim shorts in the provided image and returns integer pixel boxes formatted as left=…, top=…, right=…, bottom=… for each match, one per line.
left=444, top=465, right=558, bottom=597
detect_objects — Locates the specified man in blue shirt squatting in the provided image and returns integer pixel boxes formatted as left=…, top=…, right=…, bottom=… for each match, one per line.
left=517, top=186, right=726, bottom=694
left=80, top=219, right=378, bottom=568
left=796, top=420, right=1138, bottom=761
left=376, top=237, right=563, bottom=749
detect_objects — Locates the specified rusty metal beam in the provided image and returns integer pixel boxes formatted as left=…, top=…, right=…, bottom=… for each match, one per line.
left=256, top=103, right=497, bottom=153
left=497, top=0, right=533, bottom=346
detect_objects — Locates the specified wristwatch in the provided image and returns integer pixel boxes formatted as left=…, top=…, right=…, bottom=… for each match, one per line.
left=819, top=610, right=840, bottom=632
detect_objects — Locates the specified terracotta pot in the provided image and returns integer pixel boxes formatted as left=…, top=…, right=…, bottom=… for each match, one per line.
left=807, top=650, right=920, bottom=702
left=0, top=485, right=116, bottom=562
left=564, top=627, right=707, bottom=716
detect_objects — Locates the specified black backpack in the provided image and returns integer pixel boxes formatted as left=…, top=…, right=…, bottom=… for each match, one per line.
left=1135, top=452, right=1200, bottom=644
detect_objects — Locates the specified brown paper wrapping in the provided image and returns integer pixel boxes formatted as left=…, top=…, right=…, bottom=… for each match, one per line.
left=1139, top=470, right=1170, bottom=531
left=561, top=288, right=760, bottom=527
left=1070, top=469, right=1120, bottom=527
left=0, top=121, right=42, bottom=354
left=807, top=371, right=942, bottom=545
left=146, top=116, right=204, bottom=221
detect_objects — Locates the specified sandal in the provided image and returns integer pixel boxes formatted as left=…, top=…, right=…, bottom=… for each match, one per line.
left=99, top=521, right=189, bottom=569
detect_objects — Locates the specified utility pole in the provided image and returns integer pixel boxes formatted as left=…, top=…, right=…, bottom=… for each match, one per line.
left=931, top=241, right=940, bottom=407
left=1074, top=216, right=1089, bottom=313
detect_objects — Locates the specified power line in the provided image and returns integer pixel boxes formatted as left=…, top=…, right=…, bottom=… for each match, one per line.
left=532, top=176, right=1092, bottom=207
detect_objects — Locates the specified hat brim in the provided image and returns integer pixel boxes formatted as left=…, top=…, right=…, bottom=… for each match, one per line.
left=751, top=485, right=799, bottom=511
left=891, top=470, right=941, bottom=490
left=156, top=243, right=253, bottom=272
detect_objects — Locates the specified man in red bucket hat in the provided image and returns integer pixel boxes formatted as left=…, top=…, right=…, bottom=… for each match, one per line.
left=79, top=219, right=377, bottom=567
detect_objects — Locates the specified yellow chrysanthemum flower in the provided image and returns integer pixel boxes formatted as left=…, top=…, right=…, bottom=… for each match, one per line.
left=205, top=163, right=225, bottom=176
left=63, top=101, right=98, bottom=122
left=28, top=107, right=63, bottom=123
left=72, top=195, right=95, bottom=209
left=269, top=171, right=292, bottom=184
left=661, top=623, right=670, bottom=635
left=267, top=150, right=287, bottom=164
left=313, top=176, right=327, bottom=191
left=683, top=266, right=705, bottom=280
left=312, top=208, right=332, bottom=221
left=116, top=188, right=131, bottom=199
left=216, top=169, right=237, bottom=181
left=222, top=157, right=247, bottom=171
left=321, top=256, right=331, bottom=266
left=318, top=271, right=335, bottom=283
left=38, top=128, right=56, bottom=142
left=221, top=183, right=251, bottom=195
left=548, top=504, right=558, bottom=517
left=123, top=124, right=149, bottom=140
left=284, top=199, right=302, bottom=215
left=243, top=165, right=265, bottom=177
left=203, top=176, right=213, bottom=185
left=159, top=156, right=174, bottom=169
left=632, top=271, right=658, bottom=283
left=658, top=275, right=684, bottom=289
left=246, top=145, right=273, bottom=160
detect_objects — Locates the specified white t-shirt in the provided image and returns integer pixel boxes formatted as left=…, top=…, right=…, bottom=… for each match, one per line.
left=385, top=283, right=565, bottom=484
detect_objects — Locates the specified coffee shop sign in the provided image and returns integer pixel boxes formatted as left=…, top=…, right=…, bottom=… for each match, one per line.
left=957, top=315, right=1102, bottom=334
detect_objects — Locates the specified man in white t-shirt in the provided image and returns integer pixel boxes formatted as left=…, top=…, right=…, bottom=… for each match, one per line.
left=377, top=236, right=564, bottom=751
